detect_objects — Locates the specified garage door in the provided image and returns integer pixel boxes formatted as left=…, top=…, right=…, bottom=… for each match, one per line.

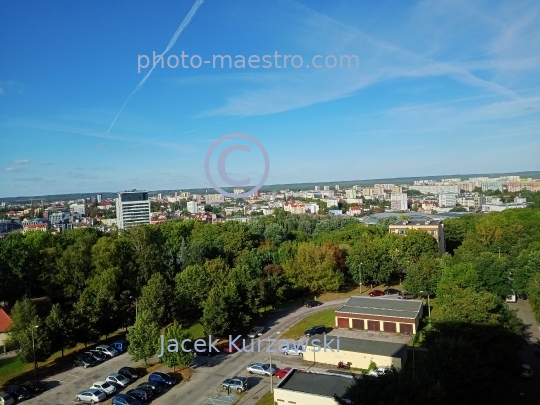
left=367, top=320, right=380, bottom=331
left=383, top=322, right=396, bottom=333
left=352, top=319, right=365, bottom=330
left=337, top=317, right=350, bottom=328
left=399, top=323, right=413, bottom=335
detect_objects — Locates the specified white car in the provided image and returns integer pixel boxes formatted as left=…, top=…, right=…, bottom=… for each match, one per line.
left=90, top=381, right=117, bottom=395
left=76, top=388, right=107, bottom=403
left=95, top=344, right=119, bottom=358
left=246, top=363, right=276, bottom=376
left=105, top=373, right=130, bottom=387
left=367, top=367, right=394, bottom=377
left=283, top=344, right=306, bottom=356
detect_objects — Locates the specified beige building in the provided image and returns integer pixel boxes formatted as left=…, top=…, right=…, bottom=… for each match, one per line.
left=274, top=369, right=353, bottom=405
left=389, top=218, right=445, bottom=256
left=335, top=296, right=423, bottom=335
left=303, top=334, right=408, bottom=371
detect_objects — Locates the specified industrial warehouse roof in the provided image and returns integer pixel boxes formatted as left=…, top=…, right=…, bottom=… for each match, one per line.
left=306, top=334, right=407, bottom=358
left=336, top=296, right=423, bottom=319
left=276, top=369, right=353, bottom=399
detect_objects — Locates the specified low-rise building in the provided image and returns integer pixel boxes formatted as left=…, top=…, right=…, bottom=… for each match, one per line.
left=0, top=304, right=12, bottom=348
left=389, top=218, right=446, bottom=255
left=438, top=193, right=457, bottom=208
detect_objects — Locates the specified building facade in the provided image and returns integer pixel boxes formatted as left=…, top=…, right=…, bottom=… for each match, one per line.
left=389, top=218, right=445, bottom=255
left=390, top=193, right=408, bottom=211
left=116, top=190, right=151, bottom=230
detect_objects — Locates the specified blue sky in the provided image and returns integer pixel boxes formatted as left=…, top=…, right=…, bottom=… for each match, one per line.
left=1, top=0, right=539, bottom=197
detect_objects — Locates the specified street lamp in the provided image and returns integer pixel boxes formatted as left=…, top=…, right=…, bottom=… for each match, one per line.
left=269, top=331, right=280, bottom=394
left=31, top=325, right=38, bottom=375
left=129, top=296, right=139, bottom=320
left=359, top=262, right=363, bottom=294
left=420, top=291, right=431, bottom=318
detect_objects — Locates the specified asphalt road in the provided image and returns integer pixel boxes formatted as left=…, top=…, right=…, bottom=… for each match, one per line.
left=20, top=298, right=348, bottom=405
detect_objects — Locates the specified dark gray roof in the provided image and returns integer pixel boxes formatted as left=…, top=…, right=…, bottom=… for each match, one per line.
left=277, top=369, right=353, bottom=399
left=306, top=334, right=407, bottom=358
left=391, top=219, right=442, bottom=226
left=336, top=296, right=422, bottom=319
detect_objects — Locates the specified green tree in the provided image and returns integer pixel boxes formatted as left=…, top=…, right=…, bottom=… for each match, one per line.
left=45, top=303, right=73, bottom=357
left=402, top=254, right=442, bottom=297
left=159, top=321, right=194, bottom=371
left=127, top=309, right=161, bottom=368
left=138, top=272, right=172, bottom=327
left=263, top=223, right=287, bottom=245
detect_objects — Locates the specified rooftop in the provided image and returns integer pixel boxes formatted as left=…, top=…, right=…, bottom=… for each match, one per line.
left=0, top=306, right=12, bottom=333
left=390, top=219, right=442, bottom=226
left=336, top=296, right=423, bottom=319
left=276, top=369, right=353, bottom=400
left=306, top=334, right=407, bottom=358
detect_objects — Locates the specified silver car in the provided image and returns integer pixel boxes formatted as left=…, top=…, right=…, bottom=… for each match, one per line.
left=0, top=393, right=15, bottom=405
left=95, top=344, right=119, bottom=358
left=246, top=363, right=276, bottom=376
left=283, top=343, right=306, bottom=356
left=106, top=373, right=131, bottom=387
left=247, top=326, right=264, bottom=339
left=90, top=381, right=117, bottom=395
left=76, top=389, right=107, bottom=403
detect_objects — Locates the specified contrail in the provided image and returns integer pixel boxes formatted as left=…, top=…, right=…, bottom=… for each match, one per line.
left=106, top=0, right=205, bottom=133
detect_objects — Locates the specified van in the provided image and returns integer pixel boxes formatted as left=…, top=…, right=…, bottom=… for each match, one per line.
left=505, top=291, right=517, bottom=303
left=0, top=392, right=15, bottom=405
left=111, top=339, right=129, bottom=353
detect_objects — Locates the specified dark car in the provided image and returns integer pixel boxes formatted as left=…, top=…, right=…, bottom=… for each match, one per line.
left=383, top=288, right=400, bottom=295
left=112, top=393, right=141, bottom=405
left=5, top=386, right=32, bottom=401
left=194, top=346, right=221, bottom=356
left=126, top=389, right=151, bottom=402
left=86, top=351, right=105, bottom=363
left=304, top=300, right=321, bottom=308
left=148, top=372, right=176, bottom=387
left=518, top=292, right=528, bottom=300
left=73, top=354, right=96, bottom=368
left=89, top=350, right=108, bottom=362
left=369, top=290, right=384, bottom=297
left=119, top=367, right=141, bottom=380
left=136, top=382, right=163, bottom=395
left=21, top=381, right=47, bottom=394
left=304, top=325, right=326, bottom=337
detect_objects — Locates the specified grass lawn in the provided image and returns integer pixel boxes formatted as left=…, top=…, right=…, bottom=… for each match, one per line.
left=279, top=308, right=336, bottom=339
left=0, top=357, right=32, bottom=387
left=254, top=391, right=274, bottom=405
left=185, top=322, right=205, bottom=339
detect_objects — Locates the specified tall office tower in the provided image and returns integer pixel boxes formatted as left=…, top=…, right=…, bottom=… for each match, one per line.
left=116, top=190, right=151, bottom=229
left=97, top=194, right=102, bottom=203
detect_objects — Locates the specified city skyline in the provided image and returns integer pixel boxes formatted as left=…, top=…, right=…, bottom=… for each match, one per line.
left=2, top=0, right=540, bottom=197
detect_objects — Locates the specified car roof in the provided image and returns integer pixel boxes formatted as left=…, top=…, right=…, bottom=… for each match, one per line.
left=108, top=373, right=122, bottom=377
left=93, top=381, right=108, bottom=385
left=86, top=388, right=102, bottom=393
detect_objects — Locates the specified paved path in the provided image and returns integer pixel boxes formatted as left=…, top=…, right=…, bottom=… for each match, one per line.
left=15, top=298, right=349, bottom=405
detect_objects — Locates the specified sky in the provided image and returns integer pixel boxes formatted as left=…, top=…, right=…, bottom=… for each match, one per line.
left=1, top=0, right=540, bottom=198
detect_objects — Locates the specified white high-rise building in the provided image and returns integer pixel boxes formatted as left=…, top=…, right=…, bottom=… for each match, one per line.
left=97, top=194, right=102, bottom=203
left=390, top=193, right=408, bottom=211
left=187, top=201, right=198, bottom=214
left=116, top=190, right=151, bottom=229
left=439, top=193, right=457, bottom=208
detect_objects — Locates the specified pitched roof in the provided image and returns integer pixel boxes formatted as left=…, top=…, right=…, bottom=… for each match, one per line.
left=0, top=307, right=12, bottom=333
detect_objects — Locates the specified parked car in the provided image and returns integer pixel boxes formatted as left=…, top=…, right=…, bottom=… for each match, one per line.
left=95, top=344, right=119, bottom=358
left=4, top=386, right=31, bottom=401
left=73, top=354, right=96, bottom=368
left=136, top=382, right=163, bottom=395
left=111, top=339, right=129, bottom=353
left=222, top=337, right=244, bottom=354
left=383, top=288, right=400, bottom=295
left=304, top=300, right=320, bottom=308
left=398, top=291, right=413, bottom=299
left=304, top=325, right=326, bottom=337
left=0, top=393, right=15, bottom=405
left=247, top=326, right=264, bottom=338
left=89, top=350, right=108, bottom=362
left=90, top=381, right=117, bottom=396
left=518, top=292, right=528, bottom=300
left=148, top=372, right=176, bottom=387
left=119, top=367, right=141, bottom=380
left=106, top=373, right=131, bottom=388
left=86, top=351, right=105, bottom=363
left=21, top=381, right=47, bottom=394
left=221, top=377, right=248, bottom=393
left=283, top=344, right=305, bottom=356
left=369, top=290, right=384, bottom=297
left=246, top=363, right=276, bottom=376
left=275, top=367, right=293, bottom=379
left=367, top=367, right=394, bottom=377
left=112, top=394, right=141, bottom=405
left=76, top=389, right=107, bottom=403
left=521, top=364, right=534, bottom=379
left=126, top=389, right=151, bottom=402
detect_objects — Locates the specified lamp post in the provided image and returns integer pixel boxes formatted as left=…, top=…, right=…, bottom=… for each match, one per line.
left=129, top=296, right=139, bottom=321
left=269, top=331, right=280, bottom=394
left=31, top=325, right=38, bottom=375
left=420, top=291, right=430, bottom=318
left=359, top=262, right=363, bottom=294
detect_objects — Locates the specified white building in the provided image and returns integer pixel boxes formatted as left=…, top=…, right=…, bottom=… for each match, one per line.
left=187, top=201, right=198, bottom=214
left=97, top=194, right=102, bottom=203
left=481, top=181, right=504, bottom=192
left=70, top=203, right=86, bottom=215
left=325, top=198, right=340, bottom=208
left=438, top=193, right=457, bottom=208
left=390, top=193, right=408, bottom=211
left=206, top=194, right=225, bottom=204
left=233, top=188, right=245, bottom=195
left=345, top=189, right=357, bottom=199
left=116, top=190, right=151, bottom=230
left=323, top=186, right=329, bottom=191
left=304, top=202, right=319, bottom=214
left=410, top=185, right=460, bottom=194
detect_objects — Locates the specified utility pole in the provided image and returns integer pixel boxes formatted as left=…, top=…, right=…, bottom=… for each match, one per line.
left=31, top=325, right=38, bottom=375
left=359, top=262, right=363, bottom=294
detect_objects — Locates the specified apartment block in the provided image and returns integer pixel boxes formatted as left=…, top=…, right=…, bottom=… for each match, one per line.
left=438, top=193, right=457, bottom=208
left=390, top=193, right=408, bottom=211
left=116, top=190, right=151, bottom=229
left=186, top=201, right=198, bottom=214
left=389, top=219, right=446, bottom=256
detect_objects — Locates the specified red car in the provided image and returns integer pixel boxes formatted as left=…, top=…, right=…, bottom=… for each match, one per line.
left=369, top=290, right=384, bottom=297
left=275, top=367, right=292, bottom=379
left=222, top=337, right=245, bottom=354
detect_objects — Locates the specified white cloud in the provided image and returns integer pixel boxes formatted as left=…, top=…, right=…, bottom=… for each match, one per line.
left=13, top=159, right=31, bottom=164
